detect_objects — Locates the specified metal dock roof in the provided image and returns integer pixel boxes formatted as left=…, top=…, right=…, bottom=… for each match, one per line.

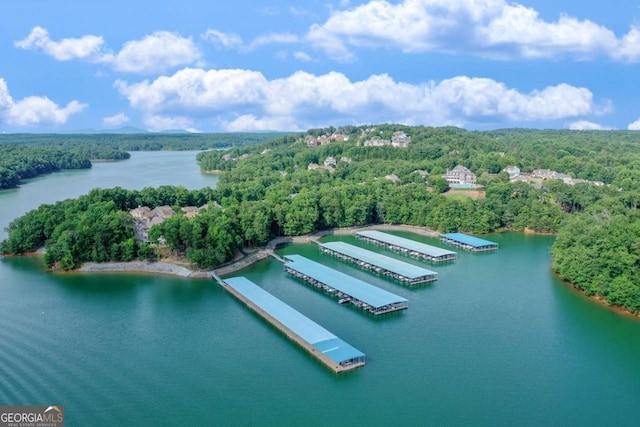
left=320, top=242, right=438, bottom=279
left=284, top=255, right=408, bottom=308
left=440, top=233, right=498, bottom=248
left=357, top=230, right=456, bottom=258
left=224, top=276, right=365, bottom=366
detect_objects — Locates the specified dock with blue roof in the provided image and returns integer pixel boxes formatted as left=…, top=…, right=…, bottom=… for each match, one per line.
left=319, top=241, right=438, bottom=284
left=439, top=233, right=498, bottom=252
left=283, top=255, right=408, bottom=315
left=356, top=230, right=457, bottom=262
left=222, top=276, right=365, bottom=373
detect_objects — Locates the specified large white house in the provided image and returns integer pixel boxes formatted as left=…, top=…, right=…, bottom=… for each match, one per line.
left=443, top=165, right=477, bottom=185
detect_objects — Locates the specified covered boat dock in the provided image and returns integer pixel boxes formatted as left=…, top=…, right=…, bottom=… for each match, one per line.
left=319, top=241, right=438, bottom=285
left=283, top=255, right=408, bottom=315
left=356, top=230, right=457, bottom=262
left=222, top=276, right=365, bottom=373
left=439, top=233, right=498, bottom=252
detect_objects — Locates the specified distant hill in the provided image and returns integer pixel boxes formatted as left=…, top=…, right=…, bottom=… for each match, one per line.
left=59, top=126, right=150, bottom=134
left=158, top=129, right=193, bottom=134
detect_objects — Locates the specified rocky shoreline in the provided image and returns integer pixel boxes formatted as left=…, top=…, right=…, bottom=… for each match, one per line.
left=78, top=261, right=211, bottom=278
left=76, top=224, right=441, bottom=279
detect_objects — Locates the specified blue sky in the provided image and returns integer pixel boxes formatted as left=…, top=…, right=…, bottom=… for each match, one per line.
left=2, top=0, right=640, bottom=132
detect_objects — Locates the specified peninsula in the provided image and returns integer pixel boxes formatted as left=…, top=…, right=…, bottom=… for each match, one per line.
left=3, top=126, right=640, bottom=315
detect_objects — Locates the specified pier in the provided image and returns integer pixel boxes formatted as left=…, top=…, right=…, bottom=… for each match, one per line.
left=356, top=230, right=457, bottom=262
left=284, top=255, right=408, bottom=315
left=221, top=276, right=365, bottom=373
left=439, top=233, right=498, bottom=252
left=319, top=242, right=438, bottom=285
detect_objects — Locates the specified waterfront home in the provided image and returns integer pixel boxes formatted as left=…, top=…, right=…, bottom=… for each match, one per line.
left=130, top=206, right=152, bottom=219
left=181, top=206, right=200, bottom=218
left=443, top=165, right=477, bottom=185
left=391, top=131, right=411, bottom=148
left=151, top=205, right=176, bottom=219
left=504, top=165, right=521, bottom=177
left=324, top=156, right=337, bottom=167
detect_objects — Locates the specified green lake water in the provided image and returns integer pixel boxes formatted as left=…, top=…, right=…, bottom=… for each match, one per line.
left=1, top=152, right=639, bottom=426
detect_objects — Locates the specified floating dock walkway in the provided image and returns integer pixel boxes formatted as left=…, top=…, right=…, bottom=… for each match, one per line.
left=221, top=276, right=365, bottom=373
left=439, top=233, right=498, bottom=252
left=319, top=242, right=438, bottom=285
left=356, top=230, right=457, bottom=262
left=284, top=255, right=408, bottom=315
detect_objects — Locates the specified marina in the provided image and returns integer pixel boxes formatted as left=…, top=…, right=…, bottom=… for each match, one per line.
left=356, top=230, right=457, bottom=262
left=319, top=241, right=438, bottom=284
left=440, top=233, right=499, bottom=252
left=283, top=254, right=408, bottom=315
left=221, top=276, right=366, bottom=373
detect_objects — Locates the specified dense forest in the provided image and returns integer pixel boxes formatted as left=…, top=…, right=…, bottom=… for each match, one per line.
left=0, top=132, right=287, bottom=151
left=0, top=145, right=95, bottom=189
left=0, top=132, right=285, bottom=189
left=3, top=126, right=640, bottom=313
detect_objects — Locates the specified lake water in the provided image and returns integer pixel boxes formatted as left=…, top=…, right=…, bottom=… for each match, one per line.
left=1, top=153, right=639, bottom=426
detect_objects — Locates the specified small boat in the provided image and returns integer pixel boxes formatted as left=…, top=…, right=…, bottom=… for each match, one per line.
left=338, top=298, right=350, bottom=304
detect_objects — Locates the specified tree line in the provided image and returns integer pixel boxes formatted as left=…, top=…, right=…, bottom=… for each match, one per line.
left=3, top=125, right=640, bottom=313
left=0, top=132, right=288, bottom=189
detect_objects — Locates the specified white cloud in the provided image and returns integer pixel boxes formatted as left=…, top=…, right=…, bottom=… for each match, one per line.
left=201, top=29, right=243, bottom=49
left=144, top=114, right=198, bottom=133
left=628, top=119, right=640, bottom=130
left=221, top=114, right=300, bottom=132
left=617, top=26, right=640, bottom=62
left=112, top=31, right=201, bottom=74
left=16, top=27, right=201, bottom=74
left=6, top=97, right=86, bottom=126
left=202, top=29, right=299, bottom=52
left=568, top=120, right=612, bottom=130
left=306, top=0, right=640, bottom=61
left=248, top=32, right=299, bottom=50
left=289, top=7, right=317, bottom=18
left=293, top=51, right=314, bottom=62
left=116, top=67, right=600, bottom=131
left=102, top=113, right=129, bottom=128
left=0, top=78, right=86, bottom=126
left=260, top=7, right=278, bottom=16
left=0, top=79, right=13, bottom=109
left=15, top=26, right=111, bottom=62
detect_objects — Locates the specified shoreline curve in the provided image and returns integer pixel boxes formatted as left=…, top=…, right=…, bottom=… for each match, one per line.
left=77, top=223, right=441, bottom=278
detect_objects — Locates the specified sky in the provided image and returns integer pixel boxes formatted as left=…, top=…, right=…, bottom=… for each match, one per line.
left=1, top=0, right=640, bottom=133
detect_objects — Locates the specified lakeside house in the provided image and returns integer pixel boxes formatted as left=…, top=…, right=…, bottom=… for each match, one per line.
left=505, top=167, right=604, bottom=187
left=363, top=137, right=390, bottom=147
left=130, top=206, right=152, bottom=219
left=324, top=156, right=337, bottom=167
left=181, top=206, right=200, bottom=218
left=151, top=205, right=176, bottom=219
left=391, top=131, right=411, bottom=148
left=132, top=205, right=224, bottom=243
left=504, top=165, right=520, bottom=177
left=385, top=174, right=401, bottom=183
left=308, top=157, right=345, bottom=172
left=443, top=165, right=477, bottom=186
left=303, top=133, right=350, bottom=147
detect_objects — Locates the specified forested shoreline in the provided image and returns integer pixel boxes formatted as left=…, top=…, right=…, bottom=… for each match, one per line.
left=0, top=132, right=285, bottom=189
left=3, top=126, right=640, bottom=313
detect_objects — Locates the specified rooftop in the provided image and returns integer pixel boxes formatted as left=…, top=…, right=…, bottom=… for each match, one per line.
left=440, top=233, right=498, bottom=248
left=224, top=276, right=365, bottom=365
left=357, top=230, right=456, bottom=258
left=284, top=255, right=408, bottom=308
left=319, top=242, right=438, bottom=280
